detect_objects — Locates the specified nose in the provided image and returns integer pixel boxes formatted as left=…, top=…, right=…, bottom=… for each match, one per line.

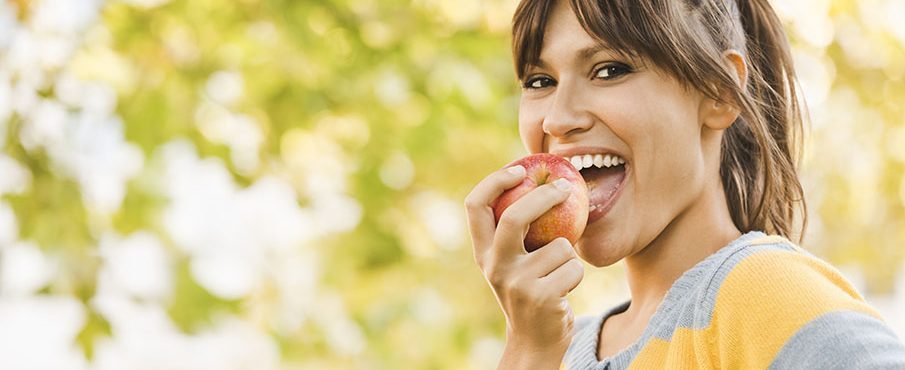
left=541, top=81, right=594, bottom=138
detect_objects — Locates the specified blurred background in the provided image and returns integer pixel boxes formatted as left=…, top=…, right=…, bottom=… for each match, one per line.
left=0, top=0, right=902, bottom=368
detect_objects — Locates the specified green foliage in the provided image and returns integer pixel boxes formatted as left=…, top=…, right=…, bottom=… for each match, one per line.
left=2, top=0, right=904, bottom=368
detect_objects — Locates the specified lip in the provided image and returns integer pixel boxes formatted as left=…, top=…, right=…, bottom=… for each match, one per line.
left=586, top=163, right=630, bottom=225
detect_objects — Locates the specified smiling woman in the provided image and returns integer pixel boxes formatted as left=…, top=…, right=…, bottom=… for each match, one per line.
left=2, top=0, right=904, bottom=367
left=463, top=0, right=905, bottom=369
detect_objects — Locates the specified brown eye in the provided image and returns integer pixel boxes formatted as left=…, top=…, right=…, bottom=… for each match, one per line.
left=523, top=76, right=556, bottom=89
left=594, top=63, right=632, bottom=80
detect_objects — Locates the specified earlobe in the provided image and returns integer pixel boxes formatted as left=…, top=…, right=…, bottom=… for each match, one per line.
left=701, top=98, right=739, bottom=130
left=701, top=50, right=748, bottom=130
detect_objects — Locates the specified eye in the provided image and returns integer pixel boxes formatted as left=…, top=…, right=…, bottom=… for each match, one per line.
left=593, top=63, right=632, bottom=80
left=522, top=75, right=556, bottom=89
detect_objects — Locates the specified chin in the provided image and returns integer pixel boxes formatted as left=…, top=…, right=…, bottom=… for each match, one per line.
left=573, top=206, right=635, bottom=267
left=575, top=235, right=626, bottom=268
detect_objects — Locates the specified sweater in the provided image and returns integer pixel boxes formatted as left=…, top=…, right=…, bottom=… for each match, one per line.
left=564, top=231, right=905, bottom=369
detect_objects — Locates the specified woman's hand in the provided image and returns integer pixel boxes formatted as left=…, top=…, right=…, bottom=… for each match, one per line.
left=464, top=165, right=585, bottom=369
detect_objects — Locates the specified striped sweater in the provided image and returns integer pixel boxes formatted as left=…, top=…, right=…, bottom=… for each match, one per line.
left=565, top=231, right=905, bottom=369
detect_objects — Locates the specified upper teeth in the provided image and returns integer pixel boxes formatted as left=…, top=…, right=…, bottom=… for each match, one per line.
left=567, top=154, right=625, bottom=170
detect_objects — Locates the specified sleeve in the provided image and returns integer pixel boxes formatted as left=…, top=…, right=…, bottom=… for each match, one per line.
left=704, top=247, right=905, bottom=369
left=768, top=309, right=905, bottom=369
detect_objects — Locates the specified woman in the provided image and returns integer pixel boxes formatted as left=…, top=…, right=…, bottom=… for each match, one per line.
left=463, top=0, right=905, bottom=368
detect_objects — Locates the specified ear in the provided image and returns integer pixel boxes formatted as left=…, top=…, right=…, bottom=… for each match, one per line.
left=700, top=50, right=748, bottom=130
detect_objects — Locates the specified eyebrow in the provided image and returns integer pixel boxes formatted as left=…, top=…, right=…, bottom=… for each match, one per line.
left=579, top=43, right=613, bottom=59
left=528, top=43, right=617, bottom=71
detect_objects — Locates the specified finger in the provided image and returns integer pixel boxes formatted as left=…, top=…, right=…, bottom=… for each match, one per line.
left=538, top=257, right=584, bottom=297
left=523, top=237, right=578, bottom=278
left=464, top=165, right=528, bottom=257
left=493, top=179, right=573, bottom=256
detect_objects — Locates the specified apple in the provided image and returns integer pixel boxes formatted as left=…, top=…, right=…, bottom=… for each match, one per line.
left=492, top=153, right=589, bottom=252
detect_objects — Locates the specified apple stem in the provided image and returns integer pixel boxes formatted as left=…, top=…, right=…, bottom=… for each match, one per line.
left=539, top=164, right=550, bottom=184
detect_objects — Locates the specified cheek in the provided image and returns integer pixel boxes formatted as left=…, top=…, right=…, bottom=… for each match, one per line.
left=613, top=91, right=704, bottom=216
left=626, top=93, right=701, bottom=171
left=634, top=112, right=707, bottom=221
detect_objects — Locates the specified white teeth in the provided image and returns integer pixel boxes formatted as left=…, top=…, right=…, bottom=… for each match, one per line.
left=566, top=154, right=626, bottom=170
left=570, top=156, right=583, bottom=170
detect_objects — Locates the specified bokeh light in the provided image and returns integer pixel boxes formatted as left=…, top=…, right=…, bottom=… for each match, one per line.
left=0, top=0, right=903, bottom=368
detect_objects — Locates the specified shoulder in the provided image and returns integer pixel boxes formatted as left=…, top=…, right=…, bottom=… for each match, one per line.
left=701, top=233, right=905, bottom=368
left=706, top=233, right=872, bottom=319
left=689, top=233, right=869, bottom=328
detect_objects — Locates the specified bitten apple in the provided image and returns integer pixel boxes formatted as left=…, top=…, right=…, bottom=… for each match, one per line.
left=492, top=153, right=589, bottom=252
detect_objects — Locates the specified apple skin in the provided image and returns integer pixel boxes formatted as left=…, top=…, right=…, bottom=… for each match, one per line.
left=492, top=153, right=589, bottom=252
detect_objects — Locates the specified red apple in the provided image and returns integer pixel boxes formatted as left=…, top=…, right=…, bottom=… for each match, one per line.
left=492, top=153, right=589, bottom=252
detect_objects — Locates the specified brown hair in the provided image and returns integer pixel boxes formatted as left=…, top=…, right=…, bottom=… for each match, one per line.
left=512, top=0, right=807, bottom=241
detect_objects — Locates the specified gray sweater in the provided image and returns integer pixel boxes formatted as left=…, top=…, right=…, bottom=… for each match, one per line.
left=564, top=232, right=905, bottom=369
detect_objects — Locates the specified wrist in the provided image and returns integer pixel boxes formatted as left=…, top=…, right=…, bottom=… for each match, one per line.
left=497, top=338, right=569, bottom=370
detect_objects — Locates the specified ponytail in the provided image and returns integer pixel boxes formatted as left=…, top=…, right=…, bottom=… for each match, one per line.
left=721, top=0, right=806, bottom=241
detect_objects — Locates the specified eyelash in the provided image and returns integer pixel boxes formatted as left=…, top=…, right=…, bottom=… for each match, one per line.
left=522, top=76, right=555, bottom=89
left=521, top=62, right=633, bottom=90
left=593, top=62, right=632, bottom=80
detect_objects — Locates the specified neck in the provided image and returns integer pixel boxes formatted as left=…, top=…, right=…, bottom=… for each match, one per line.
left=621, top=180, right=741, bottom=319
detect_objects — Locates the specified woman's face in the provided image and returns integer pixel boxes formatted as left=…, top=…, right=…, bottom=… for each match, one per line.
left=518, top=1, right=717, bottom=267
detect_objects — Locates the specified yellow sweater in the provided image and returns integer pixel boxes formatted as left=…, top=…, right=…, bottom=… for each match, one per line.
left=564, top=232, right=905, bottom=369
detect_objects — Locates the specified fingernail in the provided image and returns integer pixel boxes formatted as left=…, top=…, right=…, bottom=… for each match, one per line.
left=553, top=178, right=572, bottom=192
left=507, top=165, right=526, bottom=176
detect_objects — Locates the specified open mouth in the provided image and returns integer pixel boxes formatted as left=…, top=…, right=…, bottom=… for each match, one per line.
left=566, top=154, right=628, bottom=224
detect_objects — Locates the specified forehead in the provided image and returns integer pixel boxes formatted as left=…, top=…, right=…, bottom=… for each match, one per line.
left=545, top=0, right=588, bottom=38
left=536, top=1, right=616, bottom=65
